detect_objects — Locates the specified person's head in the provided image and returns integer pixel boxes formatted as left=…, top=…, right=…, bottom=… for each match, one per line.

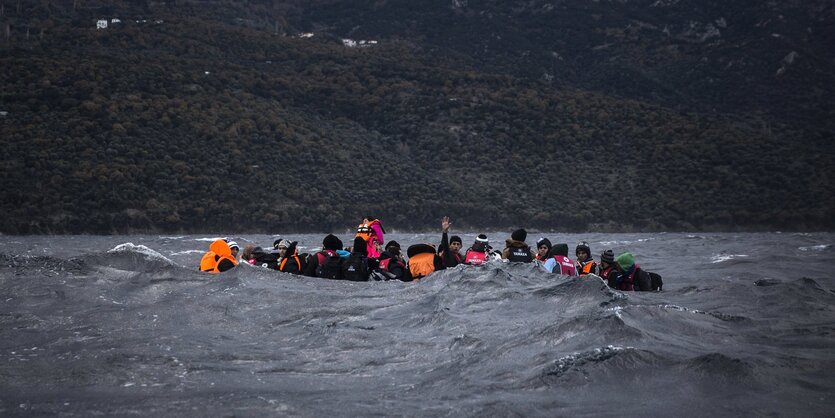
left=549, top=243, right=569, bottom=258
left=511, top=228, right=527, bottom=243
left=241, top=244, right=255, bottom=261
left=353, top=236, right=368, bottom=254
left=616, top=252, right=635, bottom=273
left=323, top=234, right=341, bottom=251
left=276, top=239, right=291, bottom=257
left=385, top=240, right=401, bottom=256
left=575, top=241, right=591, bottom=262
left=450, top=235, right=462, bottom=253
left=536, top=237, right=552, bottom=259
left=227, top=241, right=240, bottom=258
left=273, top=238, right=283, bottom=250
left=600, top=249, right=615, bottom=268
left=472, top=234, right=489, bottom=252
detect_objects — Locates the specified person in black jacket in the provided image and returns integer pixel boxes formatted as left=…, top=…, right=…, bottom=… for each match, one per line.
left=276, top=239, right=306, bottom=274
left=502, top=228, right=534, bottom=262
left=247, top=245, right=280, bottom=270
left=438, top=216, right=464, bottom=267
left=303, top=234, right=344, bottom=278
left=341, top=237, right=373, bottom=281
left=374, top=241, right=411, bottom=281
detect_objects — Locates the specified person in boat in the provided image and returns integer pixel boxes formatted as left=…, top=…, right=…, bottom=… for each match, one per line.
left=406, top=242, right=446, bottom=280
left=341, top=237, right=374, bottom=281
left=304, top=234, right=344, bottom=279
left=575, top=241, right=599, bottom=276
left=438, top=216, right=464, bottom=267
left=227, top=241, right=240, bottom=261
left=276, top=239, right=305, bottom=274
left=241, top=244, right=255, bottom=263
left=535, top=238, right=552, bottom=262
left=244, top=245, right=280, bottom=270
left=356, top=216, right=385, bottom=258
left=199, top=239, right=238, bottom=274
left=613, top=252, right=653, bottom=291
left=374, top=241, right=411, bottom=281
left=463, top=234, right=492, bottom=265
left=502, top=229, right=534, bottom=262
left=598, top=250, right=618, bottom=288
left=543, top=243, right=578, bottom=276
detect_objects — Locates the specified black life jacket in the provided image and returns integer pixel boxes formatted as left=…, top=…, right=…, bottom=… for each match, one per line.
left=507, top=245, right=533, bottom=262
left=279, top=255, right=303, bottom=274
left=252, top=252, right=279, bottom=270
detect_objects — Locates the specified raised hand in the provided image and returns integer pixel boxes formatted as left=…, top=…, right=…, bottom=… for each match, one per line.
left=441, top=216, right=451, bottom=233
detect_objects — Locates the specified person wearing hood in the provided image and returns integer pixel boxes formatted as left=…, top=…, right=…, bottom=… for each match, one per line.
left=535, top=237, right=552, bottom=262
left=304, top=234, right=344, bottom=278
left=227, top=241, right=240, bottom=260
left=613, top=252, right=652, bottom=291
left=276, top=239, right=305, bottom=274
left=199, top=239, right=238, bottom=273
left=374, top=240, right=411, bottom=281
left=502, top=229, right=534, bottom=262
left=464, top=234, right=492, bottom=265
left=542, top=243, right=578, bottom=276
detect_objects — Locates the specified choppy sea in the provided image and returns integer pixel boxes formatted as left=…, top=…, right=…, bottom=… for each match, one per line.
left=1, top=232, right=833, bottom=417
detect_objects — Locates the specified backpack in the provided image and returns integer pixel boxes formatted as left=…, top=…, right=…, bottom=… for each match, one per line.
left=315, top=250, right=343, bottom=280
left=634, top=268, right=653, bottom=291
left=342, top=253, right=369, bottom=281
left=647, top=271, right=663, bottom=291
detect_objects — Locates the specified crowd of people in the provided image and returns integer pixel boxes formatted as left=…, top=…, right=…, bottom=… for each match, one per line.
left=199, top=216, right=662, bottom=291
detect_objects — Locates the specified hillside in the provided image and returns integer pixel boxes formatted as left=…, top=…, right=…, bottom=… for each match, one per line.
left=1, top=0, right=833, bottom=233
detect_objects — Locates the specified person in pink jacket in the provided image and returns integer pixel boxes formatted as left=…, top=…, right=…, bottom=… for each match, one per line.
left=356, top=216, right=385, bottom=258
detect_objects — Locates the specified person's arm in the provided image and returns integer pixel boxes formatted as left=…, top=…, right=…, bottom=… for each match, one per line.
left=438, top=216, right=451, bottom=253
left=434, top=254, right=445, bottom=271
left=370, top=222, right=385, bottom=246
left=543, top=258, right=556, bottom=273
left=218, top=258, right=236, bottom=272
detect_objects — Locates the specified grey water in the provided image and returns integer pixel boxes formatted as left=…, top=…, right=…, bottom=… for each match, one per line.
left=1, top=232, right=833, bottom=417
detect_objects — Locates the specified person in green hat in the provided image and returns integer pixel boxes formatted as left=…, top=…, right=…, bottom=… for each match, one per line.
left=613, top=252, right=653, bottom=291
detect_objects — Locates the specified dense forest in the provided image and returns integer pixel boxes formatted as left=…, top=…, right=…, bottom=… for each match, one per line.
left=1, top=0, right=833, bottom=234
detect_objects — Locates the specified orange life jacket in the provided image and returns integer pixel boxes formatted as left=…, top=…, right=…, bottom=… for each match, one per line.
left=579, top=261, right=597, bottom=276
left=279, top=255, right=301, bottom=272
left=408, top=252, right=436, bottom=279
left=356, top=221, right=375, bottom=242
left=200, top=239, right=238, bottom=273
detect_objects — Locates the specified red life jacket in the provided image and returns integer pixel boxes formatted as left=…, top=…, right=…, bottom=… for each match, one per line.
left=552, top=255, right=577, bottom=276
left=464, top=250, right=487, bottom=265
left=379, top=257, right=405, bottom=272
